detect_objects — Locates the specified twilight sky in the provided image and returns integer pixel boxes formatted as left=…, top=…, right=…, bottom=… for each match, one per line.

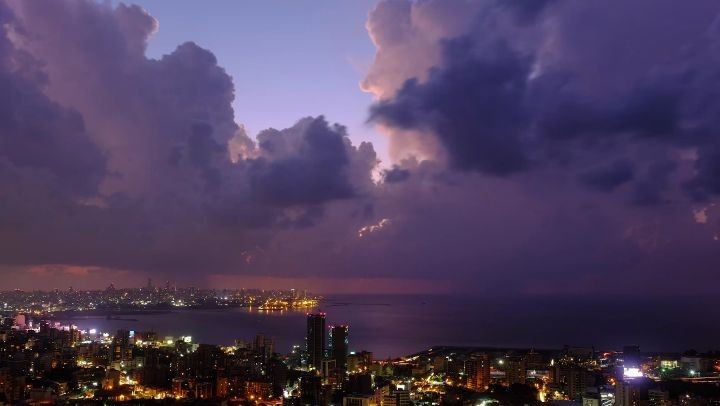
left=2, top=0, right=720, bottom=294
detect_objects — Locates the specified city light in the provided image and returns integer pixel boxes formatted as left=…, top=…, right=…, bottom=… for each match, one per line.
left=623, top=367, right=643, bottom=379
left=1, top=0, right=719, bottom=405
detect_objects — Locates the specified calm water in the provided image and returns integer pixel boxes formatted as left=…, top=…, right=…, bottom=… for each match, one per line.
left=62, top=294, right=720, bottom=358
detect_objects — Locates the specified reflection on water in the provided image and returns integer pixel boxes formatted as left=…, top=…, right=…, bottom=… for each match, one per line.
left=63, top=294, right=720, bottom=358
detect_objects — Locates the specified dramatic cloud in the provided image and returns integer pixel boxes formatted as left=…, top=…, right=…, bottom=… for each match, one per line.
left=3, top=0, right=720, bottom=295
left=371, top=39, right=532, bottom=174
left=366, top=0, right=720, bottom=201
left=249, top=117, right=376, bottom=207
left=0, top=3, right=104, bottom=196
left=579, top=161, right=635, bottom=193
left=360, top=0, right=720, bottom=292
left=382, top=166, right=411, bottom=184
left=0, top=0, right=377, bottom=283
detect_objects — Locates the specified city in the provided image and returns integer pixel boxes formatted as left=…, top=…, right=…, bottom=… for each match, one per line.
left=1, top=309, right=720, bottom=405
left=0, top=284, right=320, bottom=315
left=4, top=0, right=720, bottom=404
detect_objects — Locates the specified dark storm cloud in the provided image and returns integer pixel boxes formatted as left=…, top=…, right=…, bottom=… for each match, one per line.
left=368, top=33, right=686, bottom=185
left=367, top=0, right=720, bottom=201
left=538, top=86, right=681, bottom=142
left=354, top=0, right=720, bottom=293
left=370, top=38, right=531, bottom=175
left=498, top=0, right=558, bottom=23
left=382, top=166, right=411, bottom=183
left=0, top=72, right=105, bottom=195
left=578, top=161, right=634, bottom=193
left=632, top=160, right=677, bottom=206
left=248, top=117, right=364, bottom=206
left=0, top=3, right=104, bottom=196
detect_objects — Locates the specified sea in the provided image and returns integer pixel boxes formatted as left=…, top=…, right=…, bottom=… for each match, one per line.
left=60, top=294, right=720, bottom=359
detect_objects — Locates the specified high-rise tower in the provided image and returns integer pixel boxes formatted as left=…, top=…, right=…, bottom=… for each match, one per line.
left=306, top=313, right=326, bottom=370
left=330, top=325, right=349, bottom=372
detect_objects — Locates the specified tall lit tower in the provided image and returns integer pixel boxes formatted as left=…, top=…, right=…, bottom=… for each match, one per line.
left=330, top=325, right=349, bottom=372
left=306, top=313, right=326, bottom=370
left=465, top=353, right=490, bottom=390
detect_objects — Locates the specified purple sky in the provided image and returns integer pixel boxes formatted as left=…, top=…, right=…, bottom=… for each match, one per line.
left=2, top=0, right=720, bottom=294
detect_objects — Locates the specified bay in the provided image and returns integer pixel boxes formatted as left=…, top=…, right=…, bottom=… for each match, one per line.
left=62, top=294, right=720, bottom=358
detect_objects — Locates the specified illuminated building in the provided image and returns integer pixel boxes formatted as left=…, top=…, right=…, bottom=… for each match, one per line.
left=504, top=355, right=526, bottom=385
left=13, top=314, right=26, bottom=329
left=245, top=379, right=272, bottom=400
left=659, top=359, right=678, bottom=369
left=583, top=392, right=601, bottom=406
left=525, top=350, right=545, bottom=370
left=680, top=354, right=712, bottom=373
left=330, top=325, right=349, bottom=372
left=566, top=366, right=593, bottom=400
left=622, top=346, right=643, bottom=379
left=195, top=381, right=213, bottom=399
left=464, top=353, right=491, bottom=391
left=344, top=394, right=376, bottom=406
left=648, top=389, right=670, bottom=406
left=322, top=358, right=337, bottom=382
left=306, top=313, right=326, bottom=370
left=615, top=380, right=640, bottom=406
left=112, top=330, right=132, bottom=362
left=172, top=378, right=189, bottom=398
left=348, top=351, right=373, bottom=373
left=216, top=377, right=229, bottom=398
left=103, top=369, right=121, bottom=390
left=584, top=385, right=617, bottom=406
left=380, top=385, right=411, bottom=406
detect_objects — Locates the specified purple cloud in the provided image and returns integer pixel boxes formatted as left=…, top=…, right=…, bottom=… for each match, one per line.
left=3, top=0, right=720, bottom=295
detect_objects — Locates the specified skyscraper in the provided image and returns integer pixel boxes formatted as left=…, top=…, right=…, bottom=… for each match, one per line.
left=505, top=355, right=526, bottom=385
left=330, top=325, right=349, bottom=372
left=615, top=380, right=641, bottom=406
left=253, top=334, right=275, bottom=361
left=306, top=313, right=326, bottom=370
left=465, top=353, right=490, bottom=391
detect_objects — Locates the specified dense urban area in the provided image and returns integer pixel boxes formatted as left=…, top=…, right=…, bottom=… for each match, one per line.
left=1, top=289, right=720, bottom=405
left=0, top=283, right=319, bottom=314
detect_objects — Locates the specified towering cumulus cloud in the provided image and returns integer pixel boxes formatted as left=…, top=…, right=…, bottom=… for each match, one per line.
left=367, top=0, right=720, bottom=196
left=362, top=0, right=720, bottom=292
left=3, top=0, right=720, bottom=293
left=0, top=0, right=377, bottom=285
